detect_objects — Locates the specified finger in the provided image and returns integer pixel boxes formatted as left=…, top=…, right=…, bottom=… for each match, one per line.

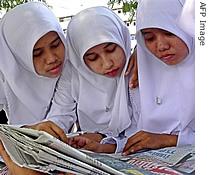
left=68, top=137, right=75, bottom=145
left=124, top=135, right=140, bottom=150
left=68, top=138, right=78, bottom=146
left=83, top=142, right=98, bottom=152
left=129, top=59, right=138, bottom=89
left=49, top=122, right=68, bottom=143
left=0, top=141, right=4, bottom=153
left=44, top=128, right=61, bottom=139
left=129, top=73, right=138, bottom=89
left=125, top=57, right=134, bottom=76
left=75, top=137, right=88, bottom=148
left=24, top=121, right=67, bottom=143
left=0, top=142, right=16, bottom=171
left=69, top=136, right=88, bottom=148
left=129, top=81, right=138, bottom=89
left=123, top=132, right=144, bottom=152
left=123, top=143, right=144, bottom=155
left=123, top=139, right=140, bottom=153
left=81, top=133, right=104, bottom=142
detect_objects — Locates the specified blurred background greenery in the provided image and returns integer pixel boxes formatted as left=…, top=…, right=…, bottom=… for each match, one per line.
left=0, top=0, right=137, bottom=22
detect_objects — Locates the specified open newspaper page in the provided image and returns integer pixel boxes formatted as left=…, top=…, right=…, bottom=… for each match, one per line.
left=0, top=124, right=124, bottom=175
left=0, top=124, right=195, bottom=175
left=84, top=145, right=195, bottom=175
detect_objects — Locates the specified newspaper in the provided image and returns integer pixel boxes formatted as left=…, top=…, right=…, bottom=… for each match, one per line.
left=0, top=166, right=8, bottom=175
left=0, top=124, right=195, bottom=175
left=0, top=124, right=124, bottom=175
left=84, top=145, right=195, bottom=175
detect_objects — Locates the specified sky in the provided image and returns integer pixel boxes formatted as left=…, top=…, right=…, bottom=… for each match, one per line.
left=0, top=0, right=109, bottom=19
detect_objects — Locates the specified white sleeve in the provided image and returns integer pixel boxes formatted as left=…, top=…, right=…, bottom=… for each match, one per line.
left=177, top=118, right=195, bottom=146
left=46, top=62, right=77, bottom=133
left=100, top=131, right=128, bottom=153
left=101, top=136, right=128, bottom=153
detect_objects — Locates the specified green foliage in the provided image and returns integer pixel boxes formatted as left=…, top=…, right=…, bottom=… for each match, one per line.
left=108, top=0, right=138, bottom=23
left=0, top=0, right=28, bottom=11
left=0, top=0, right=47, bottom=11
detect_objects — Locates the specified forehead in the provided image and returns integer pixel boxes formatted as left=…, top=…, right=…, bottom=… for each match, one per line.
left=34, top=31, right=59, bottom=48
left=85, top=43, right=110, bottom=53
left=142, top=28, right=171, bottom=33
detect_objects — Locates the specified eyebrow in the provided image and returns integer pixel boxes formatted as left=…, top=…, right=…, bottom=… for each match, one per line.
left=51, top=36, right=60, bottom=44
left=33, top=36, right=60, bottom=52
left=141, top=31, right=151, bottom=35
left=84, top=43, right=114, bottom=57
left=84, top=52, right=95, bottom=57
left=103, top=43, right=114, bottom=48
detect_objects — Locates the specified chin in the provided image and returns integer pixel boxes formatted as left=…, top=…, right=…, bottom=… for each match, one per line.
left=47, top=73, right=61, bottom=78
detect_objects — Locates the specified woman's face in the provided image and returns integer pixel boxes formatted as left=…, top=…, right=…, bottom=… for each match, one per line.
left=33, top=31, right=65, bottom=78
left=83, top=42, right=126, bottom=78
left=142, top=28, right=189, bottom=65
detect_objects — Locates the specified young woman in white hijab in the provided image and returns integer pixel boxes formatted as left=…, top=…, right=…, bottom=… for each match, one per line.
left=0, top=2, right=71, bottom=142
left=0, top=2, right=76, bottom=175
left=47, top=6, right=139, bottom=153
left=123, top=0, right=195, bottom=155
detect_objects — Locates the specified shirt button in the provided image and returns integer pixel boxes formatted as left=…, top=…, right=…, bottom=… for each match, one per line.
left=105, top=106, right=110, bottom=112
left=155, top=97, right=162, bottom=105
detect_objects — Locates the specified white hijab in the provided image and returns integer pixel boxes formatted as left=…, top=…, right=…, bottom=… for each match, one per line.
left=178, top=0, right=195, bottom=37
left=0, top=2, right=66, bottom=124
left=136, top=0, right=195, bottom=134
left=66, top=6, right=132, bottom=137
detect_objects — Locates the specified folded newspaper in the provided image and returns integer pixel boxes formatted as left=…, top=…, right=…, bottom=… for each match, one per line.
left=0, top=124, right=194, bottom=175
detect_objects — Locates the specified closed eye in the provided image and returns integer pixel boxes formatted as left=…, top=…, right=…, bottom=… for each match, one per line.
left=142, top=32, right=154, bottom=42
left=164, top=31, right=175, bottom=37
left=51, top=38, right=61, bottom=48
left=84, top=54, right=98, bottom=62
left=105, top=43, right=117, bottom=52
left=33, top=49, right=43, bottom=57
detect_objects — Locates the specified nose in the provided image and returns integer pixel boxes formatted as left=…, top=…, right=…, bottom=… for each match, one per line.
left=45, top=49, right=57, bottom=64
left=102, top=56, right=113, bottom=70
left=157, top=36, right=170, bottom=52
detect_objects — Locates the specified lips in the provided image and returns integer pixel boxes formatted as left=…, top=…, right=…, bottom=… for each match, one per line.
left=160, top=54, right=176, bottom=63
left=47, top=63, right=63, bottom=74
left=105, top=68, right=120, bottom=77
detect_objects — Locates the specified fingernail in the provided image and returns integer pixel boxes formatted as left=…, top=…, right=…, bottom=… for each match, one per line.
left=129, top=83, right=133, bottom=88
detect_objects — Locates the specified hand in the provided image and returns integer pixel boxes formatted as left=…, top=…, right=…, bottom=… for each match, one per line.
left=125, top=47, right=138, bottom=89
left=0, top=141, right=44, bottom=175
left=24, top=121, right=68, bottom=143
left=68, top=136, right=100, bottom=150
left=78, top=133, right=105, bottom=143
left=68, top=136, right=116, bottom=153
left=123, top=131, right=178, bottom=155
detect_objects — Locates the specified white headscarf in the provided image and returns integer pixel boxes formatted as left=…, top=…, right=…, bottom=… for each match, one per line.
left=0, top=2, right=66, bottom=124
left=66, top=6, right=132, bottom=136
left=178, top=0, right=195, bottom=37
left=136, top=0, right=194, bottom=134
